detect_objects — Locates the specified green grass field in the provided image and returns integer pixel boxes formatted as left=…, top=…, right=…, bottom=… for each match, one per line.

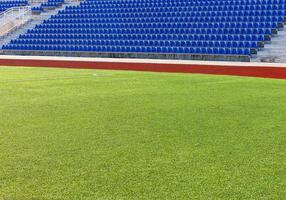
left=0, top=66, right=285, bottom=200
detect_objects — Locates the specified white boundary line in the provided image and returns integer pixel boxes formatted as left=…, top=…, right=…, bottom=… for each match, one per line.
left=0, top=55, right=286, bottom=68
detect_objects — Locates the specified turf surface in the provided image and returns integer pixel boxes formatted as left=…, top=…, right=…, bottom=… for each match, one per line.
left=0, top=66, right=285, bottom=200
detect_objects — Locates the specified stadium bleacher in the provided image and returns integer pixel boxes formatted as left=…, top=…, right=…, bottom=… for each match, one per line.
left=0, top=0, right=28, bottom=12
left=2, top=0, right=286, bottom=60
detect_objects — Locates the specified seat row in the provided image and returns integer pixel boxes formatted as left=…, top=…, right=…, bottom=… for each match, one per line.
left=37, top=22, right=279, bottom=29
left=58, top=10, right=285, bottom=18
left=27, top=27, right=270, bottom=36
left=2, top=44, right=251, bottom=55
left=0, top=0, right=27, bottom=4
left=49, top=15, right=284, bottom=23
left=80, top=3, right=285, bottom=10
left=12, top=38, right=260, bottom=49
left=19, top=33, right=265, bottom=42
left=49, top=16, right=284, bottom=23
left=70, top=4, right=285, bottom=12
left=82, top=0, right=284, bottom=7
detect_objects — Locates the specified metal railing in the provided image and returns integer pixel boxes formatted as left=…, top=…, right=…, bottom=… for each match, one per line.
left=0, top=6, right=32, bottom=37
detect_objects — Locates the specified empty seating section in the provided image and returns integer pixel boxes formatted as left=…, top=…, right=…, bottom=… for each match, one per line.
left=0, top=0, right=28, bottom=12
left=3, top=0, right=286, bottom=57
left=32, top=0, right=65, bottom=12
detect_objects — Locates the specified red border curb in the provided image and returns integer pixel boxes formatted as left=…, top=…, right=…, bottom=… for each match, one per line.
left=1, top=58, right=286, bottom=79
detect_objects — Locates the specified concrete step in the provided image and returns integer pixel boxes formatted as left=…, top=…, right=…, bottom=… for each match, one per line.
left=252, top=26, right=286, bottom=63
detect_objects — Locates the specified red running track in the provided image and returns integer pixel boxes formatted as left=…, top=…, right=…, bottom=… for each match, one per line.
left=0, top=56, right=286, bottom=79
